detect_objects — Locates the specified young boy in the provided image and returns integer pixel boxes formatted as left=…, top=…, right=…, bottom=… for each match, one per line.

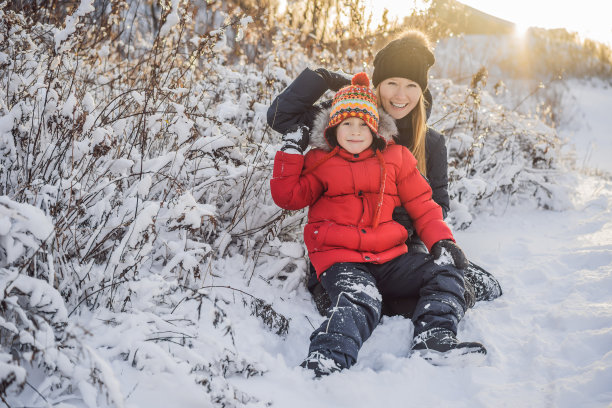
left=270, top=73, right=486, bottom=377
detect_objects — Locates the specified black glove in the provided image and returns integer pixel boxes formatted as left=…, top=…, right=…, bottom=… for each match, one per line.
left=431, top=240, right=468, bottom=269
left=281, top=125, right=310, bottom=154
left=315, top=68, right=352, bottom=92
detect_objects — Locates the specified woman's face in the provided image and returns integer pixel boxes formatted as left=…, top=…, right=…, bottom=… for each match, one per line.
left=378, top=77, right=422, bottom=120
left=335, top=117, right=373, bottom=154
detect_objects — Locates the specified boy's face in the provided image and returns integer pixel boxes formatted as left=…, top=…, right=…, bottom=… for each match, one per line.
left=336, top=117, right=374, bottom=155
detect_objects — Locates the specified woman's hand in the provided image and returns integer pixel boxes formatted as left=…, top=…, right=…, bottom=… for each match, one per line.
left=315, top=68, right=352, bottom=92
left=431, top=240, right=468, bottom=269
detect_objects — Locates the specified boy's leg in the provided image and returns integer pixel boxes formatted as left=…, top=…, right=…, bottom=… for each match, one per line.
left=372, top=252, right=466, bottom=337
left=307, top=262, right=382, bottom=369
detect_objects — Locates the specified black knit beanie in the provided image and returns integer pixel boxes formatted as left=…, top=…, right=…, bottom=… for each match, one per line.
left=372, top=31, right=435, bottom=91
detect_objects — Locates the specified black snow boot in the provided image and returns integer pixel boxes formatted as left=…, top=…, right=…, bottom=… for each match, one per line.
left=463, top=278, right=476, bottom=309
left=300, top=351, right=342, bottom=378
left=465, top=262, right=502, bottom=302
left=412, top=328, right=487, bottom=365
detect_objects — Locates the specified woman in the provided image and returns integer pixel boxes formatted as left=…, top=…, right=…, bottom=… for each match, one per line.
left=267, top=29, right=502, bottom=316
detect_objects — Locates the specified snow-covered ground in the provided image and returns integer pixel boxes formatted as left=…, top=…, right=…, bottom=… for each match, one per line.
left=117, top=82, right=612, bottom=408
left=230, top=193, right=612, bottom=407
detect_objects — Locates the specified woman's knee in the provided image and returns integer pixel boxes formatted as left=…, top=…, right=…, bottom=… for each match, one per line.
left=421, top=264, right=465, bottom=298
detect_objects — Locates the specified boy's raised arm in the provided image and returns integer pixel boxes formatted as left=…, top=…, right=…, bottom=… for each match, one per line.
left=270, top=126, right=323, bottom=210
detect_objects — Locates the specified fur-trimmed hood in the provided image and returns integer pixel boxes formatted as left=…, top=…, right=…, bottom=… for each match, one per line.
left=309, top=106, right=398, bottom=152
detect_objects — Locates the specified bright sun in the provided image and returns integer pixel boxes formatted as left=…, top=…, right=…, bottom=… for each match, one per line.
left=512, top=21, right=530, bottom=39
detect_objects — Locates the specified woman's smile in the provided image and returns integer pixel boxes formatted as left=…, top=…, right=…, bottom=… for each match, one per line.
left=390, top=101, right=408, bottom=108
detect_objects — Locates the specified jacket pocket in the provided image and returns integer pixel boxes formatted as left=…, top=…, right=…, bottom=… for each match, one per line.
left=303, top=222, right=331, bottom=252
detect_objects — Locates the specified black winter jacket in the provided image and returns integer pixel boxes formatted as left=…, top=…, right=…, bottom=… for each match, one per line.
left=267, top=68, right=450, bottom=244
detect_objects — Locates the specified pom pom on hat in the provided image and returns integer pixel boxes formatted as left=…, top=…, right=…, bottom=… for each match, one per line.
left=351, top=72, right=370, bottom=87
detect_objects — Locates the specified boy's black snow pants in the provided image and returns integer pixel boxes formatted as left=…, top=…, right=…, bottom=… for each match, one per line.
left=308, top=252, right=466, bottom=368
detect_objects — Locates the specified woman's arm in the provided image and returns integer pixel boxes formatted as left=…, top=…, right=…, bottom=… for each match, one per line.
left=267, top=68, right=330, bottom=134
left=425, top=128, right=450, bottom=218
left=397, top=147, right=453, bottom=250
left=392, top=128, right=449, bottom=243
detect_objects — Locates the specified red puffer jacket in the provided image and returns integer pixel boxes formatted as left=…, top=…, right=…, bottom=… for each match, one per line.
left=270, top=109, right=454, bottom=277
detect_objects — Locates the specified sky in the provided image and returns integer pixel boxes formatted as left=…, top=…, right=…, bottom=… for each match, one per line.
left=372, top=0, right=612, bottom=46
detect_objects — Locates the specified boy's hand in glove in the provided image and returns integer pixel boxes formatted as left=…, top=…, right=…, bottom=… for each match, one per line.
left=315, top=68, right=352, bottom=91
left=281, top=125, right=310, bottom=154
left=431, top=240, right=468, bottom=269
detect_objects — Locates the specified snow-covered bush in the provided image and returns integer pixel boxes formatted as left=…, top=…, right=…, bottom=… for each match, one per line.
left=0, top=1, right=571, bottom=406
left=0, top=3, right=289, bottom=406
left=428, top=70, right=571, bottom=228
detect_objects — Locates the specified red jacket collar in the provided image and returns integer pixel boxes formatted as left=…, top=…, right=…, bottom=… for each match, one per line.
left=337, top=147, right=376, bottom=161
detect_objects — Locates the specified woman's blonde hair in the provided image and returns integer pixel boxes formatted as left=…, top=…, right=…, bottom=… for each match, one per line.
left=376, top=86, right=428, bottom=177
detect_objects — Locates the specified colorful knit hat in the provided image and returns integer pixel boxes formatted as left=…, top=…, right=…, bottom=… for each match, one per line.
left=325, top=72, right=379, bottom=141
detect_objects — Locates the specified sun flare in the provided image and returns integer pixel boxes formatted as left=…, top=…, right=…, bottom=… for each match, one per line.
left=512, top=21, right=530, bottom=40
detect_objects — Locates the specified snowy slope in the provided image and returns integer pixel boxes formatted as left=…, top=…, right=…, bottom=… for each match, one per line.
left=64, top=175, right=611, bottom=408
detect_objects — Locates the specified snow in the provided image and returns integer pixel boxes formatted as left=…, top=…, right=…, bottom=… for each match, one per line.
left=2, top=8, right=612, bottom=407
left=61, top=93, right=77, bottom=117
left=433, top=247, right=454, bottom=266
left=0, top=197, right=54, bottom=266
left=347, top=282, right=383, bottom=302
left=5, top=272, right=68, bottom=321
left=279, top=241, right=304, bottom=258
left=0, top=357, right=26, bottom=393
left=137, top=175, right=152, bottom=198
left=235, top=17, right=254, bottom=42
left=82, top=92, right=95, bottom=112
left=53, top=0, right=95, bottom=52
left=84, top=345, right=125, bottom=408
left=159, top=0, right=181, bottom=37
